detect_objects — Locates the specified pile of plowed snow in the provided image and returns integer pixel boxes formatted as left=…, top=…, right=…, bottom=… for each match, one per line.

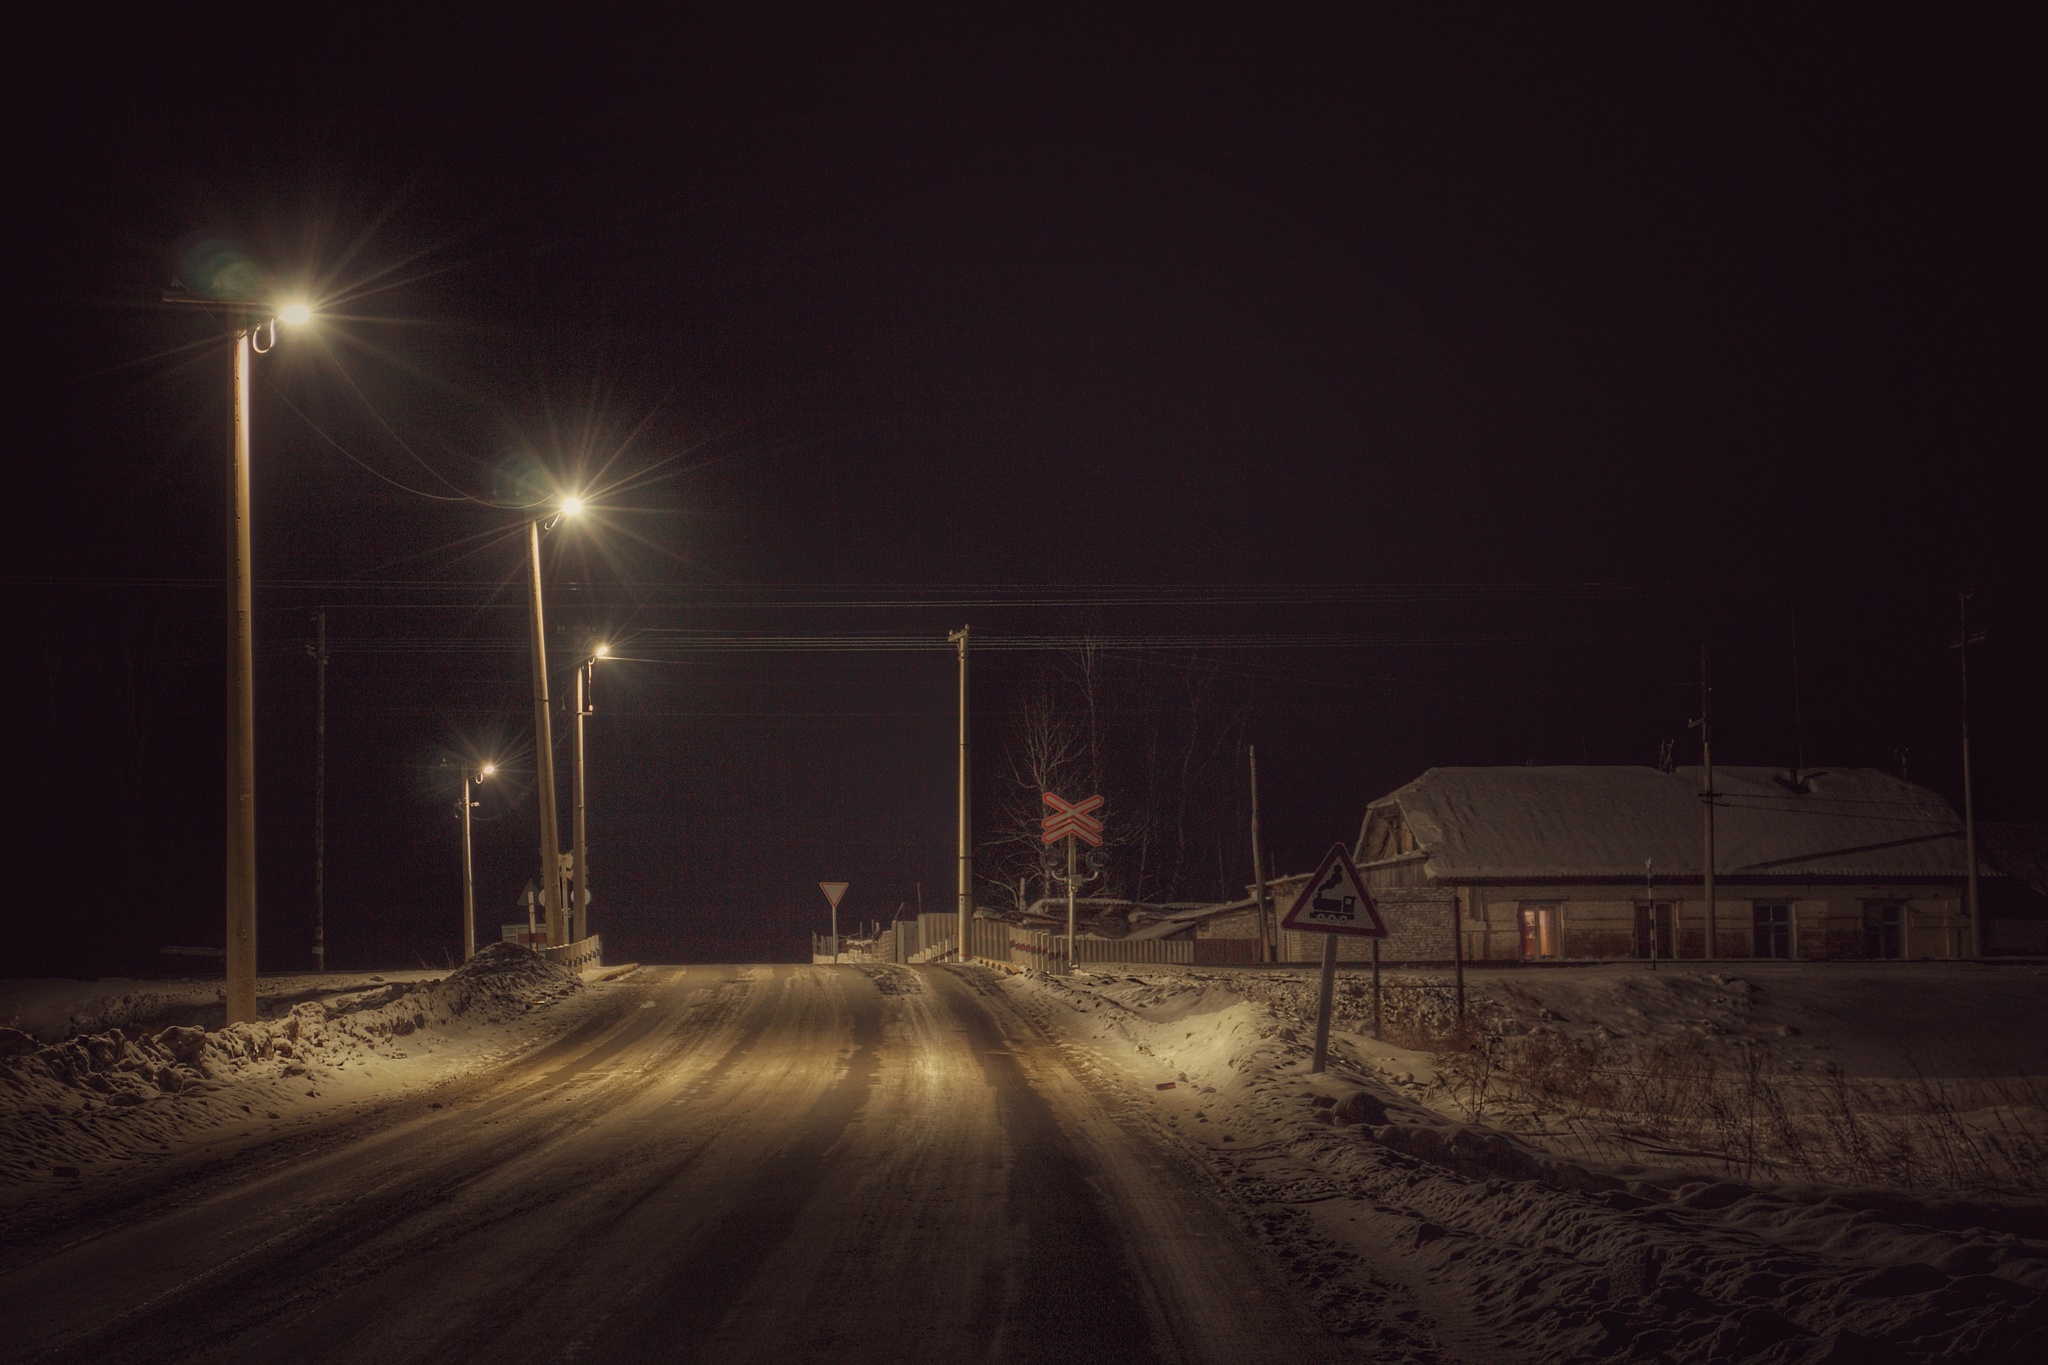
left=0, top=944, right=580, bottom=1188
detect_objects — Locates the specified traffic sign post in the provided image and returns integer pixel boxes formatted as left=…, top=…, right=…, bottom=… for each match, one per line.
left=1042, top=793, right=1104, bottom=975
left=1279, top=843, right=1386, bottom=1073
left=820, top=881, right=850, bottom=964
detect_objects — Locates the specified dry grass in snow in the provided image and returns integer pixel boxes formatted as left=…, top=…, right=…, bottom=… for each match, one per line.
left=998, top=962, right=2048, bottom=1363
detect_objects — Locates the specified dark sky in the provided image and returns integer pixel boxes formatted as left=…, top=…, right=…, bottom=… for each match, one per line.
left=11, top=12, right=2041, bottom=974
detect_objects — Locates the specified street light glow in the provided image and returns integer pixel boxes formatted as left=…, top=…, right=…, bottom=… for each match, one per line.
left=278, top=302, right=312, bottom=326
left=560, top=495, right=586, bottom=517
left=480, top=762, right=497, bottom=778
left=593, top=643, right=611, bottom=658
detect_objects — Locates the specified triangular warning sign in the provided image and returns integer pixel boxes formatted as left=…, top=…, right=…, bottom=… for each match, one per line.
left=1279, top=843, right=1387, bottom=937
left=819, top=881, right=850, bottom=909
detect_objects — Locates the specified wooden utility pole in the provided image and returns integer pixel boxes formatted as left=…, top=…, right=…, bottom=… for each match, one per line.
left=1696, top=646, right=1716, bottom=959
left=1956, top=591, right=1984, bottom=957
left=1249, top=745, right=1274, bottom=962
left=949, top=627, right=971, bottom=962
left=311, top=610, right=327, bottom=971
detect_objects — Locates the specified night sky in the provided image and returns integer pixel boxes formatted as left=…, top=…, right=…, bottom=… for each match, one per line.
left=12, top=13, right=2040, bottom=975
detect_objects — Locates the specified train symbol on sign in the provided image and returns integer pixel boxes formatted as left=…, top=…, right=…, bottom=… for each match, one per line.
left=1306, top=865, right=1356, bottom=923
left=1278, top=843, right=1387, bottom=938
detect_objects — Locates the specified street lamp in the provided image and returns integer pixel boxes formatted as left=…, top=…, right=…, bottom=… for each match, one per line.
left=526, top=494, right=582, bottom=947
left=161, top=288, right=313, bottom=1025
left=460, top=762, right=496, bottom=961
left=572, top=644, right=609, bottom=944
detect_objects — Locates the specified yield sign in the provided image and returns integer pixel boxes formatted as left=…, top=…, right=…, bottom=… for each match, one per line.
left=819, top=881, right=850, bottom=909
left=1279, top=843, right=1387, bottom=937
left=1041, top=792, right=1105, bottom=846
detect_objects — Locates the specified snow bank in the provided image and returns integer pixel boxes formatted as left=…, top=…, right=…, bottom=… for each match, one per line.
left=0, top=944, right=580, bottom=1189
left=0, top=968, right=442, bottom=1043
left=1001, top=965, right=2048, bottom=1362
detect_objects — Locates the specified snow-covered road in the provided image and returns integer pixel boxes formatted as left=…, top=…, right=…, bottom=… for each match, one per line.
left=0, top=964, right=1345, bottom=1364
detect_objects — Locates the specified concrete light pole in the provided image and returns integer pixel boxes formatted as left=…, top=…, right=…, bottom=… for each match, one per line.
left=526, top=502, right=582, bottom=947
left=163, top=292, right=312, bottom=1023
left=572, top=644, right=608, bottom=945
left=461, top=763, right=495, bottom=960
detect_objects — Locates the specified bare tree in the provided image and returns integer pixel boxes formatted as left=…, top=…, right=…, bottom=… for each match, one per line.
left=981, top=644, right=1252, bottom=912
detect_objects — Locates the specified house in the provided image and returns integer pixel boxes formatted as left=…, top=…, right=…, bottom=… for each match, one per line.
left=1352, top=766, right=1978, bottom=962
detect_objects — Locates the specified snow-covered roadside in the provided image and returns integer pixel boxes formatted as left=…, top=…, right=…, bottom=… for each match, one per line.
left=999, top=965, right=2048, bottom=1363
left=1, top=970, right=443, bottom=1044
left=0, top=945, right=589, bottom=1192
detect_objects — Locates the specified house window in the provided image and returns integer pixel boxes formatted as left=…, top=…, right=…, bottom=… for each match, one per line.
left=1518, top=903, right=1562, bottom=960
left=1633, top=901, right=1675, bottom=959
left=1752, top=903, right=1792, bottom=959
left=1863, top=901, right=1904, bottom=960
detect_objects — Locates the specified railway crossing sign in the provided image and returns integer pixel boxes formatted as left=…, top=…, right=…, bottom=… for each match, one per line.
left=819, top=881, right=850, bottom=909
left=1041, top=792, right=1105, bottom=846
left=1280, top=844, right=1387, bottom=937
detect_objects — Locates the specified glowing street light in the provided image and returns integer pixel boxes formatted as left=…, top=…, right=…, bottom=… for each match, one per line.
left=559, top=494, right=586, bottom=518
left=278, top=302, right=313, bottom=327
left=460, top=761, right=496, bottom=961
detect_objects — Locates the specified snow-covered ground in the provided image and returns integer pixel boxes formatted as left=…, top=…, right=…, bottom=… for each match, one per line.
left=1001, top=962, right=2048, bottom=1362
left=0, top=946, right=596, bottom=1191
left=1, top=969, right=444, bottom=1043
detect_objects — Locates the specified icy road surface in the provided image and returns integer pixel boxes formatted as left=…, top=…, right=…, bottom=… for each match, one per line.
left=0, top=964, right=1344, bottom=1364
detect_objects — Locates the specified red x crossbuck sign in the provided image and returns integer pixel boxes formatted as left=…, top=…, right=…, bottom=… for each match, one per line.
left=1041, top=792, right=1105, bottom=846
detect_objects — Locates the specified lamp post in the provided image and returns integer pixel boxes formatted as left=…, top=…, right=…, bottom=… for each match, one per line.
left=572, top=643, right=609, bottom=945
left=162, top=291, right=312, bottom=1025
left=461, top=762, right=496, bottom=960
left=525, top=498, right=581, bottom=947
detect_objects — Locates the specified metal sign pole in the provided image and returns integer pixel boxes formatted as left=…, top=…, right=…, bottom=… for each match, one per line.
left=1066, top=835, right=1078, bottom=976
left=1311, top=933, right=1339, bottom=1073
left=1371, top=938, right=1382, bottom=1039
left=1281, top=842, right=1386, bottom=1075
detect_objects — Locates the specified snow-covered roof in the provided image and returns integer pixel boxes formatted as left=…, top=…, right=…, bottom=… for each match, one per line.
left=1979, top=823, right=2048, bottom=898
left=1123, top=896, right=1261, bottom=940
left=1361, top=766, right=1967, bottom=882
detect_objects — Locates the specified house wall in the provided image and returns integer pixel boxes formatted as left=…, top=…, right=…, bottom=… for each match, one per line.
left=1281, top=887, right=1455, bottom=963
left=1456, top=885, right=1968, bottom=961
left=1194, top=904, right=1264, bottom=939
